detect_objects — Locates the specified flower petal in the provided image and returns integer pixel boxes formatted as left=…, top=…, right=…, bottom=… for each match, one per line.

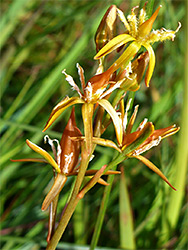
left=42, top=173, right=67, bottom=211
left=10, top=158, right=48, bottom=163
left=142, top=43, right=155, bottom=87
left=133, top=155, right=176, bottom=190
left=139, top=5, right=162, bottom=37
left=26, top=139, right=60, bottom=173
left=94, top=34, right=135, bottom=59
left=109, top=41, right=141, bottom=72
left=43, top=97, right=84, bottom=132
left=67, top=169, right=121, bottom=176
left=93, top=137, right=122, bottom=152
left=98, top=99, right=123, bottom=145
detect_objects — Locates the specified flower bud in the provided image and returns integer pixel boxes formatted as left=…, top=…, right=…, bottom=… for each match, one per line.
left=60, top=107, right=81, bottom=174
left=95, top=5, right=117, bottom=52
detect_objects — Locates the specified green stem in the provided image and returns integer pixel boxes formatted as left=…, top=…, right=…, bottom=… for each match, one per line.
left=46, top=144, right=90, bottom=250
left=89, top=172, right=116, bottom=250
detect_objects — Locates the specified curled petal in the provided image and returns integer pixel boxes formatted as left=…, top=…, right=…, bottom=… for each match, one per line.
left=26, top=140, right=60, bottom=173
left=109, top=41, right=141, bottom=72
left=43, top=97, right=84, bottom=132
left=143, top=43, right=155, bottom=87
left=133, top=155, right=176, bottom=190
left=42, top=173, right=67, bottom=211
left=98, top=99, right=123, bottom=146
left=94, top=34, right=135, bottom=59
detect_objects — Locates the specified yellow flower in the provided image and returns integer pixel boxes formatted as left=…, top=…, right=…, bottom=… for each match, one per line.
left=43, top=64, right=124, bottom=153
left=94, top=5, right=181, bottom=86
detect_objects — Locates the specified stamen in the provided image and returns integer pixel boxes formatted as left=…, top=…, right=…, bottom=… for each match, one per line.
left=123, top=98, right=132, bottom=130
left=175, top=22, right=181, bottom=33
left=44, top=135, right=61, bottom=166
left=85, top=82, right=93, bottom=101
left=116, top=8, right=130, bottom=31
left=76, top=63, right=85, bottom=91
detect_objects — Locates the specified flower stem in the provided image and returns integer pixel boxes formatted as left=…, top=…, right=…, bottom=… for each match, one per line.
left=46, top=144, right=91, bottom=250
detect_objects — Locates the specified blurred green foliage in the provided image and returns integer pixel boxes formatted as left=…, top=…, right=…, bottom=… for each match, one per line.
left=0, top=0, right=187, bottom=249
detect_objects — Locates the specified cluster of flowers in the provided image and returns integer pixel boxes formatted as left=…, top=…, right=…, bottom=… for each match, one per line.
left=12, top=3, right=180, bottom=244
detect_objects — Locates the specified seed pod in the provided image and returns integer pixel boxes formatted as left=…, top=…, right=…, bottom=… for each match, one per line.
left=60, top=107, right=81, bottom=174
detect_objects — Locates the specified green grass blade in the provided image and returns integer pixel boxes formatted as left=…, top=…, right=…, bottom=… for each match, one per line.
left=119, top=167, right=136, bottom=249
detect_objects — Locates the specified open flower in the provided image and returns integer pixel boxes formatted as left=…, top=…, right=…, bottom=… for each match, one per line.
left=43, top=64, right=124, bottom=153
left=94, top=5, right=181, bottom=86
left=83, top=100, right=179, bottom=190
left=11, top=108, right=120, bottom=210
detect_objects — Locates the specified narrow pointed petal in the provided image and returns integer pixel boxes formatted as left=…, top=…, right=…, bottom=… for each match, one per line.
left=143, top=44, right=155, bottom=87
left=94, top=34, right=135, bottom=59
left=68, top=169, right=120, bottom=176
left=47, top=194, right=59, bottom=243
left=43, top=97, right=84, bottom=132
left=123, top=122, right=154, bottom=155
left=133, top=155, right=176, bottom=190
left=42, top=173, right=67, bottom=211
left=109, top=41, right=141, bottom=72
left=126, top=105, right=139, bottom=134
left=86, top=136, right=121, bottom=152
left=139, top=5, right=162, bottom=37
left=98, top=99, right=123, bottom=145
left=97, top=178, right=109, bottom=186
left=153, top=125, right=180, bottom=139
left=10, top=158, right=48, bottom=163
left=26, top=140, right=60, bottom=173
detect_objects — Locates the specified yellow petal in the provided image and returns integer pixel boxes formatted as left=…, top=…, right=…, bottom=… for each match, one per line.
left=98, top=99, right=123, bottom=145
left=133, top=154, right=176, bottom=190
left=94, top=34, right=135, bottom=59
left=139, top=5, right=162, bottom=37
left=42, top=173, right=67, bottom=211
left=108, top=41, right=141, bottom=72
left=26, top=139, right=60, bottom=173
left=86, top=176, right=109, bottom=186
left=43, top=97, right=84, bottom=132
left=126, top=105, right=139, bottom=134
left=142, top=43, right=155, bottom=87
left=92, top=137, right=122, bottom=152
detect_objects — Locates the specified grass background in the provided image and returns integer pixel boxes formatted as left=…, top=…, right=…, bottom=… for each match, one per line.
left=0, top=0, right=187, bottom=249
